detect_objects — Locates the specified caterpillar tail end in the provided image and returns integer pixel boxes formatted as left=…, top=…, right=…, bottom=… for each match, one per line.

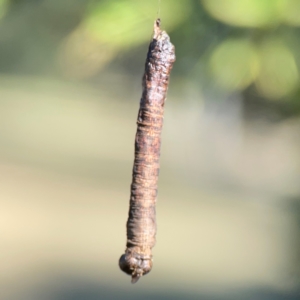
left=153, top=18, right=162, bottom=39
left=119, top=251, right=153, bottom=284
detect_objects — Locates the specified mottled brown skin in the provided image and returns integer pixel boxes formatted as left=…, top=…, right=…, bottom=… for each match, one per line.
left=119, top=19, right=175, bottom=284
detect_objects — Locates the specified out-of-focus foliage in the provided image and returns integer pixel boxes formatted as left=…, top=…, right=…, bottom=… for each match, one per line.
left=83, top=0, right=191, bottom=48
left=61, top=0, right=300, bottom=102
left=210, top=37, right=299, bottom=99
left=60, top=0, right=190, bottom=78
left=0, top=0, right=8, bottom=18
left=200, top=0, right=300, bottom=101
left=1, top=0, right=300, bottom=108
left=282, top=0, right=300, bottom=25
left=256, top=40, right=298, bottom=99
left=210, top=39, right=259, bottom=91
left=201, top=0, right=300, bottom=28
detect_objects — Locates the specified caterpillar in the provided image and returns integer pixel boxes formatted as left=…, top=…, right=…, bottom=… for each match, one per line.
left=119, top=19, right=175, bottom=284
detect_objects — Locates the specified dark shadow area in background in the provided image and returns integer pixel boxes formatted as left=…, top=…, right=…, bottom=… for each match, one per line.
left=22, top=277, right=300, bottom=300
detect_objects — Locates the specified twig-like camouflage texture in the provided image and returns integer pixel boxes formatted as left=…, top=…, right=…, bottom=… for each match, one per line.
left=119, top=19, right=175, bottom=284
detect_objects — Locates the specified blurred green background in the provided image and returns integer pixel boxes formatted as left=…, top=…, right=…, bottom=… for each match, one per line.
left=1, top=0, right=300, bottom=299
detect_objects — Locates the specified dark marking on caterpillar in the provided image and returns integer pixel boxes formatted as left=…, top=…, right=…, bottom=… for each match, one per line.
left=119, top=19, right=175, bottom=284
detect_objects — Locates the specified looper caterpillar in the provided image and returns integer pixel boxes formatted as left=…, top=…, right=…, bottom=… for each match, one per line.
left=119, top=19, right=175, bottom=283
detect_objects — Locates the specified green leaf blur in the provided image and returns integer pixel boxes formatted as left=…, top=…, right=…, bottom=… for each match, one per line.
left=202, top=0, right=282, bottom=28
left=256, top=40, right=298, bottom=99
left=1, top=0, right=300, bottom=105
left=83, top=0, right=191, bottom=48
left=0, top=0, right=8, bottom=18
left=210, top=39, right=259, bottom=91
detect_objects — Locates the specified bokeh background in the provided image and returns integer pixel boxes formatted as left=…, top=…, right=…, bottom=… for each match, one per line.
left=1, top=0, right=300, bottom=299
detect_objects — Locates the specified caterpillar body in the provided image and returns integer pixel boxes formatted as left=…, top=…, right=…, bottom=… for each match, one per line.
left=119, top=19, right=175, bottom=284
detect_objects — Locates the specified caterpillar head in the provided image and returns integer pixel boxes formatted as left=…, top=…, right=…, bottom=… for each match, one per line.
left=119, top=251, right=153, bottom=283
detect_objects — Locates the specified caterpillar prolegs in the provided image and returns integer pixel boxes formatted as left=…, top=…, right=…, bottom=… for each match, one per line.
left=119, top=19, right=175, bottom=283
